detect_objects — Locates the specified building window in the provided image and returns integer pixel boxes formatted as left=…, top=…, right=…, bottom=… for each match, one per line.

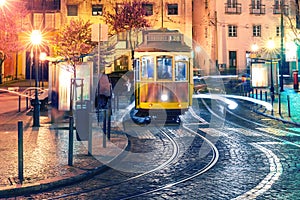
left=229, top=51, right=237, bottom=74
left=167, top=4, right=178, bottom=15
left=251, top=0, right=261, bottom=9
left=33, top=13, right=43, bottom=29
left=276, top=26, right=280, bottom=36
left=67, top=5, right=78, bottom=16
left=45, top=13, right=55, bottom=29
left=227, top=0, right=238, bottom=8
left=92, top=5, right=103, bottom=16
left=253, top=25, right=261, bottom=37
left=228, top=25, right=237, bottom=37
left=142, top=3, right=153, bottom=16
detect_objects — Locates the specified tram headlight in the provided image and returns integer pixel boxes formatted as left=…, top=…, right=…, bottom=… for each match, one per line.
left=161, top=94, right=169, bottom=101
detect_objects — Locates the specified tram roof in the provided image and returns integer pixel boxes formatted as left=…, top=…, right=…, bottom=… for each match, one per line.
left=135, top=28, right=191, bottom=52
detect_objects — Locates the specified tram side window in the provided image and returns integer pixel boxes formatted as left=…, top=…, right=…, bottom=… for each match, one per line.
left=135, top=59, right=140, bottom=81
left=157, top=56, right=172, bottom=80
left=175, top=61, right=187, bottom=81
left=141, top=56, right=154, bottom=79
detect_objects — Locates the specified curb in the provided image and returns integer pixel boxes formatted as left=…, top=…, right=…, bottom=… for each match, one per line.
left=254, top=108, right=300, bottom=127
left=0, top=134, right=130, bottom=198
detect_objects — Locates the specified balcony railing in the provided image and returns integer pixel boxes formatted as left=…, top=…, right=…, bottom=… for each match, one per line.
left=225, top=3, right=242, bottom=14
left=273, top=4, right=289, bottom=15
left=249, top=4, right=266, bottom=15
left=27, top=0, right=60, bottom=11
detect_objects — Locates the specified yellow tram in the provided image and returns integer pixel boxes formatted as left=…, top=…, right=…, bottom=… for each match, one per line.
left=133, top=29, right=193, bottom=123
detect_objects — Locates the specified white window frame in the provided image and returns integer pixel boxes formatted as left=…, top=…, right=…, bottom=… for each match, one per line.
left=228, top=25, right=237, bottom=37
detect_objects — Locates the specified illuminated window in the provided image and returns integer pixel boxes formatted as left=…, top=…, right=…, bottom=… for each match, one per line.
left=157, top=56, right=173, bottom=80
left=167, top=4, right=178, bottom=15
left=175, top=56, right=188, bottom=81
left=92, top=5, right=103, bottom=16
left=141, top=56, right=154, bottom=79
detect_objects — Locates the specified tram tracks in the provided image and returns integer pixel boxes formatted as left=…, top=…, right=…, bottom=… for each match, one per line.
left=198, top=97, right=300, bottom=199
left=36, top=124, right=218, bottom=200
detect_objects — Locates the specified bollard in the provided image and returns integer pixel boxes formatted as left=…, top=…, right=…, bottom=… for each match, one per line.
left=278, top=93, right=281, bottom=115
left=255, top=89, right=258, bottom=99
left=68, top=116, right=74, bottom=166
left=265, top=91, right=268, bottom=102
left=287, top=95, right=291, bottom=117
left=88, top=113, right=93, bottom=155
left=260, top=90, right=262, bottom=101
left=18, top=96, right=21, bottom=112
left=107, top=98, right=112, bottom=141
left=18, top=121, right=24, bottom=182
left=103, top=110, right=107, bottom=148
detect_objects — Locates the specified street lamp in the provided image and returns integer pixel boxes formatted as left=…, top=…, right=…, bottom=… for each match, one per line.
left=31, top=30, right=42, bottom=127
left=39, top=52, right=47, bottom=88
left=266, top=39, right=275, bottom=104
left=0, top=0, right=5, bottom=7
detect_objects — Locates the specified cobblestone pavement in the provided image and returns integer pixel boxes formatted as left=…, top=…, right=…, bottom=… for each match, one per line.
left=0, top=101, right=128, bottom=198
left=237, top=84, right=300, bottom=125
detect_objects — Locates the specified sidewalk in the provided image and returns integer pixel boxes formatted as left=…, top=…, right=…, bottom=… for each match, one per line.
left=250, top=84, right=300, bottom=125
left=0, top=107, right=128, bottom=198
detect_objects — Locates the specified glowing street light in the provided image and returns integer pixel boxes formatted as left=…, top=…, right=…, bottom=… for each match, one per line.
left=39, top=52, right=47, bottom=88
left=0, top=0, right=5, bottom=7
left=266, top=39, right=275, bottom=104
left=31, top=29, right=42, bottom=127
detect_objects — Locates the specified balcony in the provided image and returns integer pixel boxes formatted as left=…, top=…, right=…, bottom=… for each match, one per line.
left=249, top=4, right=266, bottom=15
left=27, top=0, right=60, bottom=11
left=273, top=4, right=289, bottom=15
left=225, top=3, right=242, bottom=14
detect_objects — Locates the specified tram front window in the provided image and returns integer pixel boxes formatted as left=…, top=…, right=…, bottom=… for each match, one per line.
left=157, top=56, right=172, bottom=80
left=175, top=62, right=187, bottom=81
left=141, top=56, right=154, bottom=79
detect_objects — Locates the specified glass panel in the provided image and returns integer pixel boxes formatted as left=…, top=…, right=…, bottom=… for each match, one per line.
left=141, top=56, right=154, bottom=79
left=33, top=13, right=43, bottom=29
left=92, top=5, right=103, bottom=16
left=175, top=61, right=187, bottom=81
left=45, top=13, right=55, bottom=29
left=67, top=5, right=78, bottom=16
left=157, top=56, right=172, bottom=80
left=135, top=59, right=140, bottom=81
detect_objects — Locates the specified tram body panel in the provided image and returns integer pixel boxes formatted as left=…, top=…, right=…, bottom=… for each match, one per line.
left=134, top=51, right=193, bottom=119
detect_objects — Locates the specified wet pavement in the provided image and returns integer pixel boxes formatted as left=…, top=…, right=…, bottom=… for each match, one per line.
left=0, top=104, right=128, bottom=198
left=0, top=80, right=300, bottom=198
left=251, top=84, right=300, bottom=125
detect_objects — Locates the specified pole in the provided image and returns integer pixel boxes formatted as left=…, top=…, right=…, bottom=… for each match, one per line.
left=68, top=116, right=74, bottom=166
left=280, top=2, right=284, bottom=92
left=18, top=121, right=24, bottom=182
left=270, top=59, right=275, bottom=103
left=88, top=113, right=92, bottom=155
left=103, top=110, right=106, bottom=148
left=41, top=61, right=44, bottom=88
left=33, top=47, right=40, bottom=127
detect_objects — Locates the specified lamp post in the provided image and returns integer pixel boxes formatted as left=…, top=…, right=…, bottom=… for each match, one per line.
left=39, top=52, right=46, bottom=88
left=31, top=30, right=42, bottom=127
left=266, top=39, right=276, bottom=104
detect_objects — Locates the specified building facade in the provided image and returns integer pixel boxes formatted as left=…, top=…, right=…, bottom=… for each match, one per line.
left=2, top=0, right=300, bottom=82
left=193, top=0, right=300, bottom=78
